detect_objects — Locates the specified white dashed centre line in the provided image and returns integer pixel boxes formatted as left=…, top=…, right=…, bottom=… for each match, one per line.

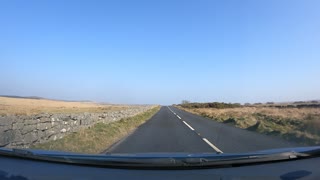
left=167, top=106, right=181, bottom=119
left=202, top=138, right=223, bottom=153
left=182, top=121, right=195, bottom=131
left=167, top=106, right=223, bottom=153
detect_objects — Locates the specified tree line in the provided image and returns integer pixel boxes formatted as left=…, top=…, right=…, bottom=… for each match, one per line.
left=179, top=101, right=242, bottom=109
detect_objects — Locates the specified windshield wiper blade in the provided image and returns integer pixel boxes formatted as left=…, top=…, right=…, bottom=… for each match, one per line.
left=0, top=146, right=319, bottom=169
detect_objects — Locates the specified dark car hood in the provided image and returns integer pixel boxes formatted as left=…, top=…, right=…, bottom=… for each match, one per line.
left=0, top=146, right=319, bottom=169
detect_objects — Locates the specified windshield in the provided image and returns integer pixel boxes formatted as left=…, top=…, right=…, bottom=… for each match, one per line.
left=0, top=0, right=319, bottom=159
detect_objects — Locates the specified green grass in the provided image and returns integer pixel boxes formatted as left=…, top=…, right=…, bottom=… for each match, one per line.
left=31, top=106, right=161, bottom=154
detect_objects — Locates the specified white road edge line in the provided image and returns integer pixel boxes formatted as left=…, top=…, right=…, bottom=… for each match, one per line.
left=182, top=121, right=195, bottom=131
left=177, top=115, right=181, bottom=119
left=202, top=138, right=223, bottom=153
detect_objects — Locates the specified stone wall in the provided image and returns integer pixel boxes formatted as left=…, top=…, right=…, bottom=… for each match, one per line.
left=0, top=106, right=153, bottom=148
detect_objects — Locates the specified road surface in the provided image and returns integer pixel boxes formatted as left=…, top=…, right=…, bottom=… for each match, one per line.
left=107, top=106, right=296, bottom=154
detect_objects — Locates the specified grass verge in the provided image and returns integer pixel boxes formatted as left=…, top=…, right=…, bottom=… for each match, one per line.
left=175, top=106, right=320, bottom=146
left=31, top=106, right=161, bottom=154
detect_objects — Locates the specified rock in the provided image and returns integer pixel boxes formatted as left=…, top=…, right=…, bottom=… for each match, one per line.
left=60, top=128, right=67, bottom=133
left=37, top=123, right=51, bottom=130
left=13, top=130, right=23, bottom=142
left=46, top=130, right=56, bottom=137
left=13, top=122, right=25, bottom=129
left=0, top=126, right=11, bottom=132
left=40, top=117, right=52, bottom=123
left=24, top=119, right=37, bottom=125
left=23, top=132, right=38, bottom=143
left=37, top=130, right=46, bottom=139
left=22, top=125, right=37, bottom=135
left=0, top=130, right=14, bottom=147
left=0, top=116, right=13, bottom=126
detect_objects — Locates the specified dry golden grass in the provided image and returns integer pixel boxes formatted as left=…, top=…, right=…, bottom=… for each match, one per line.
left=0, top=97, right=129, bottom=115
left=177, top=106, right=320, bottom=145
left=185, top=107, right=320, bottom=122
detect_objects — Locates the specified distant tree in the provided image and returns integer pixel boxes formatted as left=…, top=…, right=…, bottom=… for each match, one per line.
left=244, top=103, right=251, bottom=106
left=294, top=101, right=305, bottom=104
left=181, top=100, right=190, bottom=104
left=234, top=103, right=241, bottom=107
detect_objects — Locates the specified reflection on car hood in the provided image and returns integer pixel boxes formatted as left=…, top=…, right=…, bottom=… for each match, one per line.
left=0, top=146, right=319, bottom=169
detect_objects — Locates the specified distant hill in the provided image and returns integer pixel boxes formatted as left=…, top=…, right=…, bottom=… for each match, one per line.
left=0, top=95, right=45, bottom=100
left=0, top=95, right=94, bottom=103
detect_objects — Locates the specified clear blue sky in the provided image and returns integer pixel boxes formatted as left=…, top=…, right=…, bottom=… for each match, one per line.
left=1, top=0, right=319, bottom=105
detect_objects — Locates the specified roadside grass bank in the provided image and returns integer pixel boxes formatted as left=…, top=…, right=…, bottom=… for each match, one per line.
left=31, top=106, right=161, bottom=154
left=175, top=105, right=320, bottom=146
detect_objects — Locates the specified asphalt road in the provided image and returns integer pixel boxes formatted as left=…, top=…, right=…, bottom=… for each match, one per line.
left=107, top=106, right=296, bottom=154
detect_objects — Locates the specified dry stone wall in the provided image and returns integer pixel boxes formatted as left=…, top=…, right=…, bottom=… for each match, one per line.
left=0, top=106, right=153, bottom=148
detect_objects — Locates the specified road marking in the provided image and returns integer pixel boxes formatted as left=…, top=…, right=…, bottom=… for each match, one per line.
left=167, top=106, right=223, bottom=153
left=182, top=121, right=195, bottom=131
left=167, top=107, right=182, bottom=119
left=202, top=138, right=223, bottom=153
